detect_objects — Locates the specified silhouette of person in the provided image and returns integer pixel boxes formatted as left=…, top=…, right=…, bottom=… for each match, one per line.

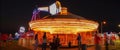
left=54, top=35, right=60, bottom=50
left=105, top=37, right=109, bottom=50
left=42, top=32, right=47, bottom=50
left=34, top=34, right=38, bottom=50
left=77, top=33, right=81, bottom=50
left=50, top=36, right=56, bottom=50
left=95, top=33, right=101, bottom=50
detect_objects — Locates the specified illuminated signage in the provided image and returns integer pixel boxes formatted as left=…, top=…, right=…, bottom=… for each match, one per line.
left=49, top=1, right=61, bottom=15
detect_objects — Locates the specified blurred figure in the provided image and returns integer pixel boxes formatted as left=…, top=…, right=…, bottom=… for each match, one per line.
left=8, top=34, right=14, bottom=40
left=8, top=34, right=14, bottom=45
left=42, top=32, right=47, bottom=50
left=34, top=34, right=38, bottom=50
left=50, top=36, right=56, bottom=50
left=54, top=35, right=60, bottom=50
left=77, top=33, right=81, bottom=50
left=94, top=33, right=101, bottom=50
left=105, top=37, right=109, bottom=50
left=53, top=36, right=56, bottom=43
left=68, top=41, right=71, bottom=48
left=1, top=34, right=8, bottom=47
left=49, top=42, right=55, bottom=50
left=15, top=32, right=20, bottom=40
left=110, top=32, right=116, bottom=46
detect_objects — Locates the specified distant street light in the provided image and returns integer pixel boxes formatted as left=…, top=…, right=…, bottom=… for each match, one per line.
left=103, top=21, right=106, bottom=24
left=118, top=24, right=120, bottom=28
left=101, top=21, right=106, bottom=33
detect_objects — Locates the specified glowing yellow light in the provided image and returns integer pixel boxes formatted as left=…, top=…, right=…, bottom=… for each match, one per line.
left=61, top=7, right=67, bottom=15
left=103, top=21, right=106, bottom=24
left=118, top=24, right=120, bottom=27
left=29, top=19, right=99, bottom=34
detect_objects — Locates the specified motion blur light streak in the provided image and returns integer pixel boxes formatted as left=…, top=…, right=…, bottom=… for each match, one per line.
left=29, top=19, right=98, bottom=34
left=118, top=24, right=120, bottom=28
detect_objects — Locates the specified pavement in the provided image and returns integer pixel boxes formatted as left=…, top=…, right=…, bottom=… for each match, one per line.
left=1, top=40, right=119, bottom=50
left=31, top=45, right=118, bottom=50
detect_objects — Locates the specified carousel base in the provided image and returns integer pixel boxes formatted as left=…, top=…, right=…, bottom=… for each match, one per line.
left=36, top=32, right=95, bottom=46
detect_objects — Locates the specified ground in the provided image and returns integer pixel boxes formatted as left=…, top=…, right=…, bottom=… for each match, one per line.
left=0, top=40, right=120, bottom=50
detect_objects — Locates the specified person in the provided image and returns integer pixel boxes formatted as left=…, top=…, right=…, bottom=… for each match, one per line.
left=8, top=34, right=14, bottom=45
left=15, top=32, right=20, bottom=40
left=68, top=41, right=71, bottom=48
left=94, top=33, right=101, bottom=50
left=1, top=34, right=8, bottom=47
left=54, top=35, right=60, bottom=50
left=53, top=36, right=56, bottom=43
left=105, top=37, right=109, bottom=50
left=42, top=32, right=47, bottom=50
left=50, top=36, right=56, bottom=50
left=34, top=34, right=38, bottom=50
left=50, top=41, right=55, bottom=50
left=110, top=33, right=116, bottom=46
left=77, top=34, right=81, bottom=50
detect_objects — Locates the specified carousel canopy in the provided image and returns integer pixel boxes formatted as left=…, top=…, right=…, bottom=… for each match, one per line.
left=29, top=12, right=99, bottom=34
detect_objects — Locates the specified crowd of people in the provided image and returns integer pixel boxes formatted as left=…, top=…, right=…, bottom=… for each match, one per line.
left=0, top=31, right=34, bottom=47
left=34, top=32, right=60, bottom=50
left=0, top=32, right=120, bottom=50
left=0, top=33, right=14, bottom=47
left=33, top=32, right=120, bottom=50
left=94, top=32, right=120, bottom=50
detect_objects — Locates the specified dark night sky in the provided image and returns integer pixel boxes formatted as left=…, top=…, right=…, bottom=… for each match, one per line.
left=0, top=0, right=120, bottom=33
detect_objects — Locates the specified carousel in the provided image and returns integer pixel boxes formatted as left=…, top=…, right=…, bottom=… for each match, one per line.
left=29, top=1, right=99, bottom=46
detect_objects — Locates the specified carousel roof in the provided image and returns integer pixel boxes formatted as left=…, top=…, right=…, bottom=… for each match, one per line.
left=29, top=12, right=99, bottom=34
